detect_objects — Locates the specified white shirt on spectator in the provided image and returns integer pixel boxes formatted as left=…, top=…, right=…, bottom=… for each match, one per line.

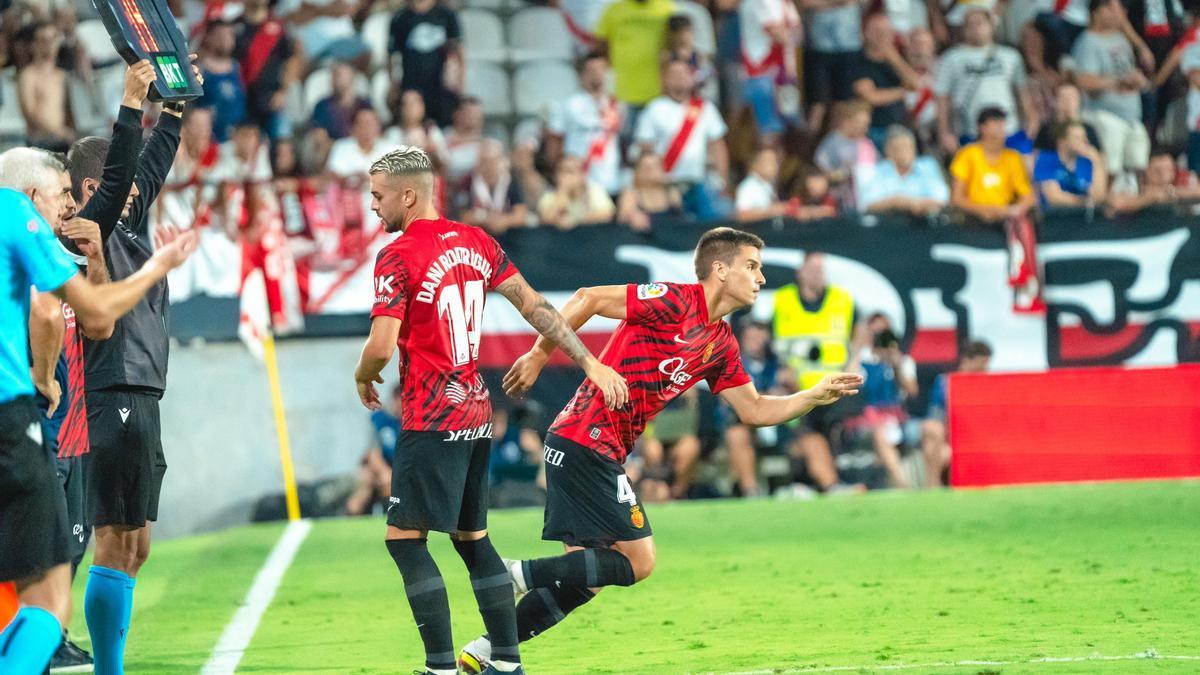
left=213, top=143, right=272, bottom=184
left=882, top=0, right=929, bottom=35
left=444, top=133, right=483, bottom=184
left=1072, top=30, right=1141, bottom=122
left=740, top=0, right=800, bottom=76
left=806, top=4, right=863, bottom=52
left=934, top=43, right=1026, bottom=136
left=326, top=135, right=397, bottom=179
left=635, top=96, right=727, bottom=184
left=856, top=156, right=949, bottom=212
left=941, top=0, right=997, bottom=26
left=548, top=92, right=623, bottom=194
left=276, top=0, right=356, bottom=62
left=735, top=173, right=777, bottom=212
left=397, top=124, right=450, bottom=167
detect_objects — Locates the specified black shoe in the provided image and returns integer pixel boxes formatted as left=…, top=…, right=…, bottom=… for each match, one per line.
left=481, top=666, right=525, bottom=674
left=49, top=637, right=93, bottom=673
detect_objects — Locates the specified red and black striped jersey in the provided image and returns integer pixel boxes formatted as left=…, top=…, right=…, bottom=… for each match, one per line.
left=57, top=303, right=89, bottom=458
left=549, top=282, right=750, bottom=463
left=370, top=217, right=518, bottom=431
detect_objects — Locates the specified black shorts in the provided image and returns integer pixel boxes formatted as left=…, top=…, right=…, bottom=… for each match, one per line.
left=387, top=427, right=492, bottom=534
left=0, top=397, right=71, bottom=581
left=803, top=49, right=862, bottom=106
left=541, top=433, right=652, bottom=548
left=56, top=453, right=92, bottom=564
left=86, top=390, right=166, bottom=528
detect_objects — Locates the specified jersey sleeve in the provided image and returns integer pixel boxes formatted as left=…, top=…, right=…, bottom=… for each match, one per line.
left=7, top=194, right=77, bottom=292
left=625, top=282, right=689, bottom=325
left=370, top=246, right=411, bottom=320
left=707, top=336, right=752, bottom=394
left=487, top=236, right=519, bottom=289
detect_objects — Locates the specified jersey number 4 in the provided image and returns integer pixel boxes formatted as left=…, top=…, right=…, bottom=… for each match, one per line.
left=438, top=280, right=484, bottom=366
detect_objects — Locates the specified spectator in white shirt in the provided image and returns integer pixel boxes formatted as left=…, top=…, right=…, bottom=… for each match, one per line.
left=738, top=0, right=801, bottom=144
left=857, top=125, right=949, bottom=216
left=276, top=0, right=368, bottom=66
left=635, top=59, right=731, bottom=220
left=443, top=97, right=485, bottom=184
left=1071, top=0, right=1151, bottom=178
left=905, top=28, right=940, bottom=151
left=537, top=155, right=617, bottom=229
left=546, top=51, right=624, bottom=195
left=935, top=7, right=1038, bottom=156
left=735, top=147, right=789, bottom=221
left=325, top=108, right=393, bottom=181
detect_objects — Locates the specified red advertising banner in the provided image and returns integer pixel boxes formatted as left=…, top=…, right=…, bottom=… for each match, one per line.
left=949, top=365, right=1200, bottom=487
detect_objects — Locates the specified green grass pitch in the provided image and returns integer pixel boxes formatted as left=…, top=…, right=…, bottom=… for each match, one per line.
left=68, top=480, right=1199, bottom=673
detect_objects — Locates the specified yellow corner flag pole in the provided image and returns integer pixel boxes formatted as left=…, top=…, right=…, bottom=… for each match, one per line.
left=262, top=329, right=301, bottom=521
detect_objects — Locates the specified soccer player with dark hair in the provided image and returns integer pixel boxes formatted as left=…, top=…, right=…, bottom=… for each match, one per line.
left=354, top=145, right=628, bottom=675
left=0, top=147, right=196, bottom=675
left=71, top=58, right=204, bottom=675
left=458, top=227, right=864, bottom=672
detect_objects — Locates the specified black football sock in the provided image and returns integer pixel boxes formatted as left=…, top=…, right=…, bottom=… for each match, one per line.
left=516, top=585, right=597, bottom=642
left=522, top=548, right=635, bottom=589
left=386, top=539, right=456, bottom=671
left=452, top=536, right=520, bottom=665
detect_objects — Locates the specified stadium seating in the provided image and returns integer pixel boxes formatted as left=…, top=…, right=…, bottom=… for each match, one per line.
left=460, top=9, right=508, bottom=63
left=673, top=0, right=717, bottom=56
left=507, top=7, right=574, bottom=62
left=464, top=60, right=514, bottom=117
left=302, top=68, right=372, bottom=117
left=512, top=59, right=579, bottom=117
left=76, top=19, right=122, bottom=67
left=362, top=11, right=393, bottom=73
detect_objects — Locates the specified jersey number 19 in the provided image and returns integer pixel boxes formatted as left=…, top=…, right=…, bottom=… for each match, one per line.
left=438, top=280, right=484, bottom=366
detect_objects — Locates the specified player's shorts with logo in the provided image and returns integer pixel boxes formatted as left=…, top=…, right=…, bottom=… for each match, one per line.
left=388, top=426, right=492, bottom=533
left=56, top=454, right=91, bottom=563
left=0, top=397, right=71, bottom=580
left=86, top=389, right=167, bottom=528
left=541, top=433, right=652, bottom=548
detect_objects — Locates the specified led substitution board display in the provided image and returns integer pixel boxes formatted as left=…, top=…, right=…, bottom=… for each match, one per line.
left=91, top=0, right=203, bottom=101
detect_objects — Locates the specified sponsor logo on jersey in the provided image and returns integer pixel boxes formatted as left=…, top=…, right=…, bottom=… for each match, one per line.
left=374, top=274, right=395, bottom=304
left=590, top=427, right=601, bottom=439
left=415, top=247, right=495, bottom=304
left=658, top=357, right=694, bottom=396
left=445, top=422, right=493, bottom=443
left=543, top=445, right=565, bottom=467
left=439, top=231, right=459, bottom=240
left=630, top=505, right=645, bottom=529
left=636, top=283, right=667, bottom=300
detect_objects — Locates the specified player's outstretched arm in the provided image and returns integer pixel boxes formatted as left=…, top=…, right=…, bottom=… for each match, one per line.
left=354, top=315, right=402, bottom=410
left=719, top=373, right=863, bottom=427
left=55, top=226, right=197, bottom=337
left=495, top=274, right=629, bottom=409
left=502, top=284, right=627, bottom=398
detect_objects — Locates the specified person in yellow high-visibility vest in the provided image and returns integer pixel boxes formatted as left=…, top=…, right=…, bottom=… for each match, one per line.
left=772, top=252, right=866, bottom=492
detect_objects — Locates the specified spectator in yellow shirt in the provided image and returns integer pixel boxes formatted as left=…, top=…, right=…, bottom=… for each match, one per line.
left=595, top=0, right=676, bottom=109
left=949, top=107, right=1036, bottom=226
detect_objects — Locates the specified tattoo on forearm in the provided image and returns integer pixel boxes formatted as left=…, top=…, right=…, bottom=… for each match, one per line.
left=498, top=276, right=590, bottom=364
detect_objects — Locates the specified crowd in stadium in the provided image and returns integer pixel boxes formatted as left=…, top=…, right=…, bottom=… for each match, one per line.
left=0, top=0, right=1183, bottom=504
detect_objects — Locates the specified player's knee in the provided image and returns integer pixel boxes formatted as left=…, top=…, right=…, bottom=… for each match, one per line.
left=626, top=549, right=656, bottom=583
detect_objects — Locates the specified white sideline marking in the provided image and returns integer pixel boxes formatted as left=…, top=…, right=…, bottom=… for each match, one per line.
left=710, top=650, right=1200, bottom=674
left=201, top=519, right=313, bottom=675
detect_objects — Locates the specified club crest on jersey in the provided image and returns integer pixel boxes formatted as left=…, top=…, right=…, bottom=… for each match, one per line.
left=636, top=283, right=667, bottom=300
left=702, top=342, right=715, bottom=363
left=630, top=505, right=645, bottom=529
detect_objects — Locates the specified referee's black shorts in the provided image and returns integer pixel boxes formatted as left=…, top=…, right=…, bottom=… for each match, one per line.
left=387, top=426, right=492, bottom=534
left=0, top=396, right=71, bottom=581
left=86, top=389, right=167, bottom=528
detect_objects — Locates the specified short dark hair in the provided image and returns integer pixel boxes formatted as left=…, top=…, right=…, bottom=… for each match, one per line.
left=1054, top=119, right=1082, bottom=142
left=961, top=340, right=993, bottom=360
left=576, top=49, right=607, bottom=73
left=976, top=106, right=1007, bottom=127
left=1088, top=0, right=1111, bottom=15
left=667, top=14, right=693, bottom=32
left=67, top=136, right=110, bottom=201
left=694, top=227, right=764, bottom=280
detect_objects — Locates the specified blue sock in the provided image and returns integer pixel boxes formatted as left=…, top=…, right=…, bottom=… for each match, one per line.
left=85, top=565, right=132, bottom=675
left=0, top=606, right=63, bottom=674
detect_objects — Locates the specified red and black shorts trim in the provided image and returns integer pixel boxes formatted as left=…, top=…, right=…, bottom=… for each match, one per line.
left=541, top=433, right=652, bottom=548
left=0, top=397, right=71, bottom=581
left=387, top=426, right=492, bottom=534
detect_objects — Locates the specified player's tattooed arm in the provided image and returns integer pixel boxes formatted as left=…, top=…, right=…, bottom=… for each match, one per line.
left=497, top=274, right=629, bottom=408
